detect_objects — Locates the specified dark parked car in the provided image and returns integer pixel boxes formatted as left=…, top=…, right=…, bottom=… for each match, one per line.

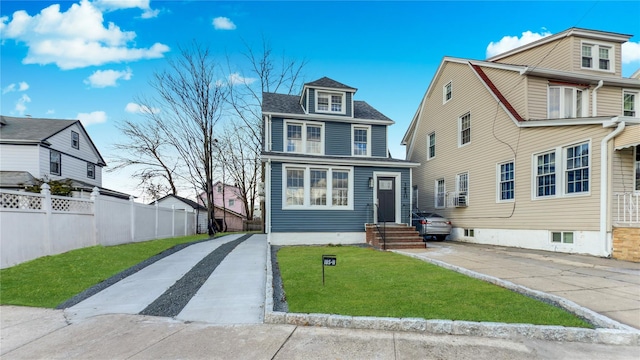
left=411, top=211, right=452, bottom=241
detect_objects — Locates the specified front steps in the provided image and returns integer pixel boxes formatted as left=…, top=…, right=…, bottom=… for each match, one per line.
left=365, top=223, right=426, bottom=250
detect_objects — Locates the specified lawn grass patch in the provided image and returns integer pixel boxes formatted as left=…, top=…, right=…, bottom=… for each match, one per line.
left=0, top=234, right=212, bottom=308
left=277, top=245, right=592, bottom=328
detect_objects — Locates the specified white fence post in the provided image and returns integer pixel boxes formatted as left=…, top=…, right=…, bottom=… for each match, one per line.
left=155, top=201, right=159, bottom=239
left=91, top=187, right=100, bottom=246
left=41, top=183, right=52, bottom=254
left=171, top=205, right=175, bottom=236
left=130, top=196, right=135, bottom=242
left=184, top=208, right=188, bottom=236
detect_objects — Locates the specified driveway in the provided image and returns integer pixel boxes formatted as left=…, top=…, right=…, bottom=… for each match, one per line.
left=397, top=241, right=640, bottom=330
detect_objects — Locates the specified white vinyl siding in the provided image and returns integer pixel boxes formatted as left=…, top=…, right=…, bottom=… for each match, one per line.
left=0, top=145, right=40, bottom=176
left=282, top=164, right=353, bottom=210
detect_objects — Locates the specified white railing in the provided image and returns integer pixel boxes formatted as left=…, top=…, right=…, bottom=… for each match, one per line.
left=0, top=184, right=197, bottom=268
left=615, top=192, right=639, bottom=224
left=446, top=192, right=468, bottom=208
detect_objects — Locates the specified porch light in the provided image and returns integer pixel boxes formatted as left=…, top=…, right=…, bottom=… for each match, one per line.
left=368, top=177, right=373, bottom=188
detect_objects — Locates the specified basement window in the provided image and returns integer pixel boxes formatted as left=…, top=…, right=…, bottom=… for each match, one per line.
left=551, top=231, right=574, bottom=244
left=464, top=229, right=474, bottom=237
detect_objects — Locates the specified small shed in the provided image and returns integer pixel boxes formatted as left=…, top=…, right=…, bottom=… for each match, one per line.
left=154, top=195, right=208, bottom=234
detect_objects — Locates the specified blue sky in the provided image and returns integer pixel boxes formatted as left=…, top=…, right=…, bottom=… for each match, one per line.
left=2, top=0, right=640, bottom=197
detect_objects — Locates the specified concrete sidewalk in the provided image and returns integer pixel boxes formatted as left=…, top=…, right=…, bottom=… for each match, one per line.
left=2, top=306, right=639, bottom=359
left=396, top=242, right=640, bottom=330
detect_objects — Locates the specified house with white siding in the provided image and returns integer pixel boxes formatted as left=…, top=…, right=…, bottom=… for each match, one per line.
left=402, top=28, right=640, bottom=261
left=262, top=77, right=421, bottom=248
left=0, top=115, right=127, bottom=199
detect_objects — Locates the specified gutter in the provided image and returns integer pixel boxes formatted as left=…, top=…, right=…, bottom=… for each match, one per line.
left=600, top=117, right=624, bottom=257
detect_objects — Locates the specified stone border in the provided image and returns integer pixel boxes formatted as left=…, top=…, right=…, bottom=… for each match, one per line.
left=263, top=245, right=640, bottom=346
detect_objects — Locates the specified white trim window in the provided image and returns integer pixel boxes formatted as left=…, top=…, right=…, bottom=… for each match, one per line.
left=87, top=163, right=95, bottom=179
left=427, top=132, right=436, bottom=160
left=552, top=231, right=574, bottom=244
left=435, top=178, right=445, bottom=208
left=548, top=86, right=587, bottom=119
left=581, top=42, right=613, bottom=72
left=50, top=150, right=61, bottom=176
left=535, top=151, right=556, bottom=197
left=623, top=90, right=638, bottom=117
left=565, top=142, right=589, bottom=194
left=283, top=164, right=353, bottom=209
left=71, top=131, right=79, bottom=150
left=498, top=161, right=515, bottom=201
left=352, top=124, right=371, bottom=156
left=457, top=172, right=468, bottom=196
left=458, top=112, right=471, bottom=146
left=316, top=91, right=346, bottom=114
left=443, top=81, right=452, bottom=104
left=285, top=120, right=324, bottom=155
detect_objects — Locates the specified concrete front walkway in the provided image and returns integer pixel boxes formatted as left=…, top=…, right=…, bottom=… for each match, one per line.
left=396, top=242, right=640, bottom=330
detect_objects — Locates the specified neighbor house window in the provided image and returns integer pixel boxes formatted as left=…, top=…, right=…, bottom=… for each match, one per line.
left=427, top=132, right=436, bottom=159
left=552, top=231, right=574, bottom=244
left=581, top=43, right=612, bottom=71
left=50, top=150, right=61, bottom=175
left=623, top=90, right=638, bottom=117
left=285, top=121, right=323, bottom=155
left=71, top=131, right=79, bottom=149
left=536, top=151, right=556, bottom=197
left=548, top=86, right=587, bottom=119
left=443, top=81, right=452, bottom=103
left=635, top=145, right=639, bottom=191
left=565, top=142, right=589, bottom=194
left=352, top=125, right=371, bottom=156
left=435, top=178, right=445, bottom=208
left=87, top=163, right=95, bottom=179
left=498, top=161, right=514, bottom=201
left=228, top=199, right=235, bottom=207
left=316, top=91, right=345, bottom=114
left=459, top=113, right=471, bottom=146
left=283, top=165, right=352, bottom=209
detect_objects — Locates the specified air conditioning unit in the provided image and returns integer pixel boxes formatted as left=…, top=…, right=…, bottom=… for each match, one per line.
left=455, top=194, right=467, bottom=207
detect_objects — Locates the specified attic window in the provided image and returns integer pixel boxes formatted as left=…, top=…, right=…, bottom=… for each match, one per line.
left=443, top=81, right=452, bottom=103
left=316, top=91, right=345, bottom=114
left=71, top=131, right=79, bottom=149
left=581, top=42, right=613, bottom=72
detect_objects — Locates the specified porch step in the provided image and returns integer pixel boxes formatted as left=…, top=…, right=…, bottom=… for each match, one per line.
left=365, top=224, right=426, bottom=250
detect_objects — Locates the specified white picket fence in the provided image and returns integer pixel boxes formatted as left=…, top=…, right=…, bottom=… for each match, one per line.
left=0, top=185, right=196, bottom=269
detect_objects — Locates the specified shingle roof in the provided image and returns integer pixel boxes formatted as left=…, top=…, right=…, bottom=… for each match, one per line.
left=304, top=77, right=356, bottom=90
left=155, top=194, right=207, bottom=210
left=0, top=115, right=76, bottom=143
left=262, top=93, right=392, bottom=122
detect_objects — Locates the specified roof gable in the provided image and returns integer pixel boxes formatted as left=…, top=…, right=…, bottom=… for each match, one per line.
left=304, top=77, right=356, bottom=91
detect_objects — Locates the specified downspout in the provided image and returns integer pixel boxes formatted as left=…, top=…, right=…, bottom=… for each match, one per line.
left=592, top=80, right=603, bottom=116
left=265, top=158, right=272, bottom=241
left=600, top=118, right=624, bottom=257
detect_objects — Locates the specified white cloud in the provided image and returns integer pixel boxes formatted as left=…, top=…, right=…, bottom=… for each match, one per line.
left=212, top=17, right=236, bottom=30
left=2, top=81, right=29, bottom=94
left=77, top=110, right=107, bottom=125
left=486, top=30, right=552, bottom=58
left=93, top=0, right=159, bottom=19
left=15, top=94, right=31, bottom=115
left=1, top=0, right=169, bottom=70
left=622, top=41, right=640, bottom=63
left=46, top=109, right=55, bottom=115
left=228, top=72, right=256, bottom=85
left=125, top=102, right=160, bottom=114
left=85, top=68, right=132, bottom=87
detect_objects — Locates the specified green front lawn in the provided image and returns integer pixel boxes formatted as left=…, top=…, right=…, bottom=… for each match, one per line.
left=0, top=234, right=211, bottom=308
left=277, top=246, right=592, bottom=328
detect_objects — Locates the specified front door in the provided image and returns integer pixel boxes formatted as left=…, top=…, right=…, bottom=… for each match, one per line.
left=377, top=177, right=395, bottom=223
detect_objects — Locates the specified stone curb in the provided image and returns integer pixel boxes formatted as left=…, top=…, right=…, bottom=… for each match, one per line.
left=263, top=245, right=640, bottom=346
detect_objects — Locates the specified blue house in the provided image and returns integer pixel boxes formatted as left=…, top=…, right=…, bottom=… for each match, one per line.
left=261, top=77, right=420, bottom=246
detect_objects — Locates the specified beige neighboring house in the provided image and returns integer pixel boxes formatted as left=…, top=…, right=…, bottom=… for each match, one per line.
left=402, top=28, right=640, bottom=261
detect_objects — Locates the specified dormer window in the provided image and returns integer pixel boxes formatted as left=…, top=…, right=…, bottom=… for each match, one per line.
left=316, top=91, right=345, bottom=114
left=581, top=43, right=612, bottom=72
left=548, top=85, right=588, bottom=119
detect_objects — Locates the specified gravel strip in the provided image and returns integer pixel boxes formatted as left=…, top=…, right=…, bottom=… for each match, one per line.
left=56, top=237, right=217, bottom=309
left=140, top=234, right=252, bottom=317
left=270, top=245, right=288, bottom=312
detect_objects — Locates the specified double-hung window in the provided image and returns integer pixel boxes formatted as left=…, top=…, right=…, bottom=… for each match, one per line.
left=427, top=132, right=436, bottom=159
left=435, top=178, right=445, bottom=208
left=87, top=163, right=95, bottom=179
left=548, top=85, right=587, bottom=119
left=581, top=43, right=612, bottom=72
left=285, top=121, right=323, bottom=154
left=624, top=90, right=638, bottom=117
left=71, top=131, right=79, bottom=149
left=535, top=151, right=556, bottom=197
left=284, top=165, right=352, bottom=209
left=50, top=150, right=61, bottom=176
left=316, top=91, right=345, bottom=114
left=352, top=125, right=371, bottom=156
left=566, top=142, right=589, bottom=194
left=498, top=161, right=515, bottom=201
left=443, top=81, right=452, bottom=103
left=459, top=113, right=471, bottom=146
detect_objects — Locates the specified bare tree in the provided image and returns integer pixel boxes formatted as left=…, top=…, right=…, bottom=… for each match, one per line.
left=110, top=118, right=180, bottom=197
left=140, top=42, right=226, bottom=235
